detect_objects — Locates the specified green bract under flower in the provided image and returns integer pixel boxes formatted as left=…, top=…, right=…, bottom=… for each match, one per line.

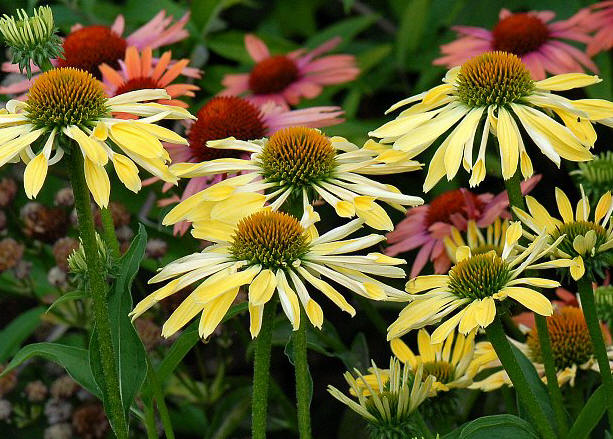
left=229, top=210, right=309, bottom=269
left=0, top=6, right=63, bottom=78
left=572, top=151, right=613, bottom=202
left=456, top=51, right=534, bottom=107
left=448, top=252, right=511, bottom=300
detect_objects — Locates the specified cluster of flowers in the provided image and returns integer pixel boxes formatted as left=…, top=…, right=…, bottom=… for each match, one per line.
left=1, top=3, right=613, bottom=438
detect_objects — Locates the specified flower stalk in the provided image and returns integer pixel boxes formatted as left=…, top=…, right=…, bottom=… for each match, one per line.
left=294, top=307, right=312, bottom=439
left=577, top=275, right=613, bottom=428
left=100, top=208, right=121, bottom=259
left=68, top=148, right=128, bottom=438
left=485, top=314, right=556, bottom=439
left=251, top=301, right=276, bottom=439
left=505, top=170, right=567, bottom=436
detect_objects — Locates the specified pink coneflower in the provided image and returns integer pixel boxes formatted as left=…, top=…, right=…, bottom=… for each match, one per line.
left=434, top=9, right=597, bottom=80
left=579, top=2, right=613, bottom=56
left=385, top=177, right=540, bottom=278
left=100, top=46, right=199, bottom=109
left=220, top=34, right=359, bottom=108
left=0, top=10, right=199, bottom=96
left=162, top=96, right=344, bottom=235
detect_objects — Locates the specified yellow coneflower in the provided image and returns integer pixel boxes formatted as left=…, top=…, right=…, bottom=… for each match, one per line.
left=0, top=67, right=193, bottom=207
left=387, top=222, right=572, bottom=343
left=131, top=207, right=408, bottom=339
left=327, top=358, right=435, bottom=436
left=471, top=307, right=612, bottom=390
left=165, top=126, right=423, bottom=231
left=390, top=328, right=480, bottom=393
left=513, top=187, right=613, bottom=280
left=444, top=218, right=511, bottom=264
left=370, top=51, right=613, bottom=191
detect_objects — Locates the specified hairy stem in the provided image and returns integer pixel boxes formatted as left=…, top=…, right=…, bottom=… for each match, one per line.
left=294, top=308, right=312, bottom=439
left=252, top=301, right=276, bottom=439
left=100, top=207, right=121, bottom=258
left=69, top=150, right=128, bottom=438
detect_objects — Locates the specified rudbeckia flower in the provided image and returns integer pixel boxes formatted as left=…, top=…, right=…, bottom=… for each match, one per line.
left=131, top=207, right=408, bottom=339
left=370, top=51, right=613, bottom=191
left=434, top=9, right=596, bottom=80
left=513, top=188, right=613, bottom=280
left=471, top=307, right=612, bottom=390
left=166, top=126, right=423, bottom=231
left=327, top=358, right=435, bottom=435
left=0, top=67, right=193, bottom=207
left=385, top=178, right=538, bottom=277
left=0, top=10, right=198, bottom=96
left=387, top=222, right=571, bottom=343
left=159, top=97, right=344, bottom=235
left=100, top=46, right=199, bottom=109
left=390, top=328, right=480, bottom=394
left=220, top=34, right=359, bottom=108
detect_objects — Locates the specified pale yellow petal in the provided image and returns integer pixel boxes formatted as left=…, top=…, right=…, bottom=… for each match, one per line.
left=23, top=153, right=48, bottom=199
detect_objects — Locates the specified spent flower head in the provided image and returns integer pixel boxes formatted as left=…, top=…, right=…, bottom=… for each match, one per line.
left=0, top=6, right=62, bottom=78
left=327, top=358, right=435, bottom=439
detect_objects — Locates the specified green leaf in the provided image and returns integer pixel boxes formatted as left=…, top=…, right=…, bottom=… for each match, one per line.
left=191, top=0, right=247, bottom=35
left=1, top=343, right=100, bottom=397
left=342, top=0, right=355, bottom=13
left=156, top=302, right=248, bottom=384
left=89, top=224, right=148, bottom=431
left=510, top=343, right=557, bottom=433
left=0, top=307, right=45, bottom=363
left=458, top=414, right=539, bottom=439
left=568, top=385, right=607, bottom=439
left=46, top=290, right=88, bottom=314
left=396, top=0, right=431, bottom=67
left=306, top=15, right=377, bottom=49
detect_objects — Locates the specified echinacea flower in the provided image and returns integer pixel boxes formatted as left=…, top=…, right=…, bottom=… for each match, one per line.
left=161, top=97, right=344, bottom=234
left=444, top=218, right=511, bottom=264
left=327, top=358, right=435, bottom=437
left=0, top=10, right=197, bottom=96
left=385, top=178, right=539, bottom=277
left=370, top=51, right=612, bottom=191
left=0, top=6, right=62, bottom=77
left=166, top=126, right=423, bottom=231
left=434, top=9, right=597, bottom=80
left=578, top=2, right=613, bottom=56
left=220, top=34, right=359, bottom=108
left=0, top=67, right=193, bottom=207
left=513, top=188, right=613, bottom=280
left=100, top=46, right=199, bottom=109
left=471, top=306, right=612, bottom=390
left=571, top=151, right=613, bottom=203
left=390, top=328, right=480, bottom=394
left=131, top=208, right=408, bottom=339
left=387, top=222, right=571, bottom=343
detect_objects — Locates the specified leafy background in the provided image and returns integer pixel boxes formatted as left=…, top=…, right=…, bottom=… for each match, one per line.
left=0, top=0, right=609, bottom=438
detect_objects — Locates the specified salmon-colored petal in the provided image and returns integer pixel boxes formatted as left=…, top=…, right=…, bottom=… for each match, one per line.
left=159, top=59, right=189, bottom=86
left=125, top=46, right=141, bottom=79
left=151, top=51, right=171, bottom=81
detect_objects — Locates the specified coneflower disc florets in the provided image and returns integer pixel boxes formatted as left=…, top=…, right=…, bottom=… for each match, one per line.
left=448, top=252, right=511, bottom=300
left=259, top=126, right=336, bottom=188
left=25, top=67, right=108, bottom=128
left=551, top=221, right=608, bottom=256
left=527, top=307, right=593, bottom=369
left=572, top=152, right=613, bottom=202
left=456, top=51, right=534, bottom=107
left=230, top=211, right=309, bottom=269
left=423, top=361, right=454, bottom=384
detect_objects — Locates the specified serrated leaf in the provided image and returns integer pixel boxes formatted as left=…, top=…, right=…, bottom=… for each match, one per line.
left=0, top=307, right=45, bottom=363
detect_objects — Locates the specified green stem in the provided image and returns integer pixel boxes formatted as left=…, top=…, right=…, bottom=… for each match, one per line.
left=413, top=411, right=435, bottom=439
left=534, top=314, right=568, bottom=437
left=146, top=356, right=175, bottom=439
left=485, top=315, right=556, bottom=439
left=577, top=276, right=613, bottom=428
left=502, top=313, right=525, bottom=342
left=68, top=150, right=128, bottom=439
left=501, top=386, right=517, bottom=415
left=143, top=404, right=158, bottom=439
left=252, top=300, right=276, bottom=439
left=100, top=207, right=121, bottom=258
left=294, top=308, right=311, bottom=439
